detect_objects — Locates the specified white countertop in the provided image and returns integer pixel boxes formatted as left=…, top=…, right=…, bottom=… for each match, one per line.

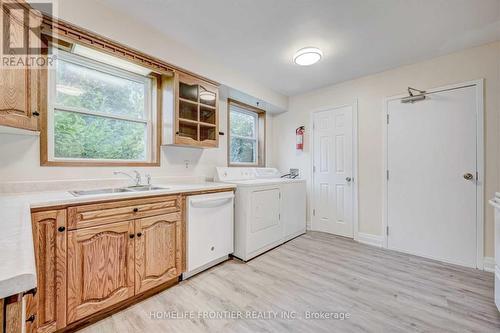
left=0, top=182, right=235, bottom=298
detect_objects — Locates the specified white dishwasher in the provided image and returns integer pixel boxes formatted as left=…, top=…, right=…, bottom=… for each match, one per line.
left=183, top=191, right=234, bottom=279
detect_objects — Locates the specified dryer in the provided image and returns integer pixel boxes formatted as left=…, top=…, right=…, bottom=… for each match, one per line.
left=215, top=167, right=306, bottom=261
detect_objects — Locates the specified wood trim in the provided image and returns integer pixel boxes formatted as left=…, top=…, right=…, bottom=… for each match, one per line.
left=227, top=99, right=266, bottom=167
left=40, top=72, right=162, bottom=167
left=227, top=98, right=265, bottom=114
left=39, top=35, right=49, bottom=165
left=39, top=15, right=219, bottom=86
left=0, top=298, right=3, bottom=333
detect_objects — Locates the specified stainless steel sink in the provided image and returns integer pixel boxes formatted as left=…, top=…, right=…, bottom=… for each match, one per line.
left=69, top=185, right=168, bottom=197
left=125, top=185, right=168, bottom=192
left=70, top=188, right=131, bottom=196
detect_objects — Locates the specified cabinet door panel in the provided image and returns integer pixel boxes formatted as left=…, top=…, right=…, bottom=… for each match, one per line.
left=31, top=210, right=67, bottom=333
left=67, top=221, right=135, bottom=323
left=135, top=212, right=183, bottom=293
left=0, top=4, right=39, bottom=131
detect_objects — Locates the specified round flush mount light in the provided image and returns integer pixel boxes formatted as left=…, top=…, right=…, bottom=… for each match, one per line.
left=200, top=91, right=216, bottom=102
left=293, top=47, right=323, bottom=66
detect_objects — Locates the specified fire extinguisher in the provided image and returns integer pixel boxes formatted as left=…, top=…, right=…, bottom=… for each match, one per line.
left=296, top=126, right=305, bottom=150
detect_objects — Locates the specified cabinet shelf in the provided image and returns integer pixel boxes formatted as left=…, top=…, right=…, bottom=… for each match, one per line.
left=162, top=72, right=219, bottom=148
left=178, top=97, right=198, bottom=106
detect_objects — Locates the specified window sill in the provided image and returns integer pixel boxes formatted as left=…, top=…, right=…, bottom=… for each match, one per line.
left=40, top=160, right=160, bottom=167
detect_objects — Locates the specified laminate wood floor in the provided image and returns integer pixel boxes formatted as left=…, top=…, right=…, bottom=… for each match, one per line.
left=79, top=232, right=500, bottom=333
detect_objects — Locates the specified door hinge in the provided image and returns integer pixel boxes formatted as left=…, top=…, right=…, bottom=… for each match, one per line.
left=386, top=170, right=389, bottom=180
left=279, top=192, right=281, bottom=199
left=476, top=171, right=479, bottom=181
left=313, top=165, right=316, bottom=173
left=279, top=213, right=281, bottom=220
left=386, top=226, right=389, bottom=236
left=313, top=122, right=315, bottom=130
left=313, top=209, right=316, bottom=216
left=386, top=114, right=389, bottom=124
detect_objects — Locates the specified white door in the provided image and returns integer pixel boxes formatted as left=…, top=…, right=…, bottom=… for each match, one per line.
left=387, top=85, right=478, bottom=268
left=312, top=106, right=354, bottom=237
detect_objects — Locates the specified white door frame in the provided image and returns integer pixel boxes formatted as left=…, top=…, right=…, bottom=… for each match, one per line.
left=382, top=79, right=485, bottom=269
left=310, top=100, right=359, bottom=240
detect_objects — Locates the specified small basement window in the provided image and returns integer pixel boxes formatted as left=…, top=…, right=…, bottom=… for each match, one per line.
left=45, top=45, right=160, bottom=166
left=228, top=99, right=265, bottom=166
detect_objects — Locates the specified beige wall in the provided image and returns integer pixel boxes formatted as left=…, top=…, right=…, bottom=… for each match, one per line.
left=0, top=97, right=274, bottom=182
left=272, top=42, right=500, bottom=257
left=0, top=0, right=279, bottom=183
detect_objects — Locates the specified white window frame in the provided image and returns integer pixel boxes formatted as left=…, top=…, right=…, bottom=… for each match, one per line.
left=228, top=100, right=265, bottom=167
left=47, top=49, right=157, bottom=164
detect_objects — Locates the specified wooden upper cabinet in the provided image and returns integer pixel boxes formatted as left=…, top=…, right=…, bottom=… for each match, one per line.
left=67, top=221, right=135, bottom=323
left=134, top=212, right=183, bottom=294
left=162, top=72, right=219, bottom=148
left=0, top=3, right=42, bottom=131
left=30, top=210, right=67, bottom=333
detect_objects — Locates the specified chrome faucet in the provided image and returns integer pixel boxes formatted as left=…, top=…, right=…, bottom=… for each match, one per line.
left=113, top=170, right=142, bottom=186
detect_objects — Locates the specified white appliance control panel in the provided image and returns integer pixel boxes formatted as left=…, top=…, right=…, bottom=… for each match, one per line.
left=215, top=167, right=281, bottom=182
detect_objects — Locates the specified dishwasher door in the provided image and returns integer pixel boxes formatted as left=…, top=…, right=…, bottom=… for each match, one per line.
left=185, top=191, right=234, bottom=277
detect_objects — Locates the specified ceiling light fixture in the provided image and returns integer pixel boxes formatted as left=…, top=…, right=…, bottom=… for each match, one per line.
left=293, top=47, right=323, bottom=66
left=200, top=91, right=216, bottom=101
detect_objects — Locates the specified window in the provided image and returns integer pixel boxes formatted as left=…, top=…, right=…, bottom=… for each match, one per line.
left=228, top=99, right=265, bottom=166
left=45, top=47, right=159, bottom=165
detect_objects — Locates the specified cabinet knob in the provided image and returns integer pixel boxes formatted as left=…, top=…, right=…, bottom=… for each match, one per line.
left=26, top=314, right=36, bottom=323
left=58, top=226, right=65, bottom=232
left=210, top=246, right=215, bottom=251
left=129, top=234, right=135, bottom=239
left=32, top=111, right=40, bottom=117
left=133, top=208, right=139, bottom=213
left=137, top=232, right=142, bottom=237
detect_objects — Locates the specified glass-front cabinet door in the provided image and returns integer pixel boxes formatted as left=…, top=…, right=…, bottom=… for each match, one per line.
left=175, top=73, right=218, bottom=148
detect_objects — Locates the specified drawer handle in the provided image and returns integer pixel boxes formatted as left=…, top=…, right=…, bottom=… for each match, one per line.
left=58, top=226, right=66, bottom=232
left=129, top=234, right=135, bottom=239
left=137, top=232, right=142, bottom=237
left=133, top=208, right=139, bottom=213
left=26, top=314, right=36, bottom=323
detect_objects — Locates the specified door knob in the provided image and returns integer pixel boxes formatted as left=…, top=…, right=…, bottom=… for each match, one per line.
left=463, top=173, right=474, bottom=181
left=345, top=177, right=352, bottom=183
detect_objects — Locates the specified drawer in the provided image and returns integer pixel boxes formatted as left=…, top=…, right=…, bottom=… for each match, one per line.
left=68, top=195, right=181, bottom=229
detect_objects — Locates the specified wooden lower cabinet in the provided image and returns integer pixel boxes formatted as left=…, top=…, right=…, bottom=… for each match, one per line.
left=67, top=221, right=135, bottom=323
left=135, top=212, right=183, bottom=293
left=29, top=197, right=185, bottom=332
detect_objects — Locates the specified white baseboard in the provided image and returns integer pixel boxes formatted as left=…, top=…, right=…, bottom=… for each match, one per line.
left=357, top=232, right=383, bottom=248
left=484, top=257, right=495, bottom=273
